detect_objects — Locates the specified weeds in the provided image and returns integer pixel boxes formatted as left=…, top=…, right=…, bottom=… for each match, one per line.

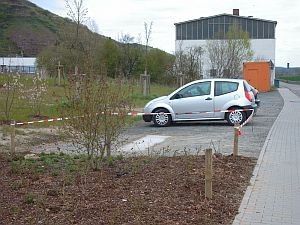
left=24, top=192, right=36, bottom=204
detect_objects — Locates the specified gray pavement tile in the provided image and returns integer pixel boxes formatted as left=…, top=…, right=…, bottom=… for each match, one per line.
left=233, top=87, right=300, bottom=225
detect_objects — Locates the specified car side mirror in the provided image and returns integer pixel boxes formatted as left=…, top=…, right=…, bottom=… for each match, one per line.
left=171, top=93, right=182, bottom=100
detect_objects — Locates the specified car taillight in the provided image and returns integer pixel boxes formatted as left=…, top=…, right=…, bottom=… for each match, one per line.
left=245, top=91, right=253, bottom=102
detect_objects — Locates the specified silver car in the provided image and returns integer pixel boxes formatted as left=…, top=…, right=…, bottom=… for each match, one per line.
left=142, top=78, right=257, bottom=127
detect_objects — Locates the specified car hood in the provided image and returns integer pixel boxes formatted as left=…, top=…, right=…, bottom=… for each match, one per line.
left=144, top=96, right=168, bottom=108
left=151, top=96, right=168, bottom=102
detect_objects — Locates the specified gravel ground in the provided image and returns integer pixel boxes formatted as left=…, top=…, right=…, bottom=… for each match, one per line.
left=123, top=90, right=283, bottom=158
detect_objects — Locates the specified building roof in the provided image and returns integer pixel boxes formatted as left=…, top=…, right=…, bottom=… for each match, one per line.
left=0, top=57, right=36, bottom=67
left=174, top=13, right=277, bottom=26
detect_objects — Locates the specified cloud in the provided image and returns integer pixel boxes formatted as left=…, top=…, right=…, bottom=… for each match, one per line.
left=28, top=0, right=300, bottom=66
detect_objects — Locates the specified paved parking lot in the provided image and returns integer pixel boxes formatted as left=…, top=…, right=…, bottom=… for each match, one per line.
left=123, top=90, right=283, bottom=157
left=29, top=90, right=283, bottom=157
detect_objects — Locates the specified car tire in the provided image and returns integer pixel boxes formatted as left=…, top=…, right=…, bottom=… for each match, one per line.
left=226, top=108, right=246, bottom=126
left=153, top=108, right=172, bottom=127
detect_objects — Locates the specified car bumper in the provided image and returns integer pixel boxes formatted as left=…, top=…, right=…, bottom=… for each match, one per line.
left=242, top=105, right=257, bottom=117
left=143, top=114, right=153, bottom=122
left=255, top=99, right=261, bottom=107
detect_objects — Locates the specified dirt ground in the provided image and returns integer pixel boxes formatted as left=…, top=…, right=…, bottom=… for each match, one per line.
left=0, top=153, right=256, bottom=225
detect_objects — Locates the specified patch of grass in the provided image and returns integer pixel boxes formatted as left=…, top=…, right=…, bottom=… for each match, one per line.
left=131, top=84, right=176, bottom=107
left=10, top=180, right=24, bottom=191
left=0, top=75, right=174, bottom=123
left=24, top=192, right=36, bottom=204
left=10, top=152, right=87, bottom=176
left=280, top=75, right=300, bottom=81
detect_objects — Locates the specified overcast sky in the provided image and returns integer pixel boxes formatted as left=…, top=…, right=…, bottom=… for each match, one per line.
left=29, top=0, right=300, bottom=67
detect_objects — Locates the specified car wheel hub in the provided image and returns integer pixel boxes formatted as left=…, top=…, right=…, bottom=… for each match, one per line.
left=229, top=111, right=243, bottom=124
left=155, top=114, right=169, bottom=125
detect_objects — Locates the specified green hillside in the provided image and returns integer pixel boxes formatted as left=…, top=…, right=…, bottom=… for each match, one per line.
left=0, top=0, right=105, bottom=57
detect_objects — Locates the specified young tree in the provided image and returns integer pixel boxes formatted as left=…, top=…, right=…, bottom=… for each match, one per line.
left=101, top=38, right=121, bottom=78
left=65, top=0, right=88, bottom=42
left=174, top=41, right=204, bottom=83
left=118, top=33, right=141, bottom=78
left=59, top=1, right=134, bottom=168
left=206, top=25, right=253, bottom=78
left=0, top=73, right=23, bottom=121
left=21, top=74, right=48, bottom=117
left=147, top=49, right=175, bottom=83
left=144, top=21, right=153, bottom=75
left=62, top=72, right=133, bottom=169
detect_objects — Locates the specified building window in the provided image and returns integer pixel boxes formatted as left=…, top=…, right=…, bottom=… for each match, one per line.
left=176, top=24, right=182, bottom=40
left=197, top=20, right=203, bottom=39
left=263, top=22, right=268, bottom=39
left=223, top=69, right=230, bottom=77
left=192, top=21, right=198, bottom=39
left=182, top=23, right=187, bottom=40
left=175, top=16, right=276, bottom=40
left=208, top=18, right=213, bottom=39
left=258, top=21, right=263, bottom=39
left=203, top=20, right=208, bottom=39
left=269, top=23, right=275, bottom=39
left=187, top=23, right=192, bottom=40
left=247, top=20, right=252, bottom=38
left=210, top=69, right=217, bottom=77
left=252, top=20, right=258, bottom=38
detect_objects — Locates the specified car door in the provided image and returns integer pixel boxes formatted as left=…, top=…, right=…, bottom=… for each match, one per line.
left=170, top=81, right=214, bottom=120
left=214, top=81, right=240, bottom=118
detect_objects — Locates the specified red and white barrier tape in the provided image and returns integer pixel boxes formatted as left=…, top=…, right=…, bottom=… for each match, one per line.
left=10, top=108, right=254, bottom=126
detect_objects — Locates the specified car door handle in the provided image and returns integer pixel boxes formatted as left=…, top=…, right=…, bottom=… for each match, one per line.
left=205, top=97, right=212, bottom=100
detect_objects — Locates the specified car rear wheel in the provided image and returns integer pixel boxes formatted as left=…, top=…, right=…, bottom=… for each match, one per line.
left=226, top=108, right=246, bottom=126
left=153, top=108, right=172, bottom=127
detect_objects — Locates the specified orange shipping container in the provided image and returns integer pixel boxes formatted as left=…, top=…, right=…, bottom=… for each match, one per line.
left=243, top=61, right=273, bottom=92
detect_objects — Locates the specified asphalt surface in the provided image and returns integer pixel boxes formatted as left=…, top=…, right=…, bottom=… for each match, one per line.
left=123, top=90, right=283, bottom=158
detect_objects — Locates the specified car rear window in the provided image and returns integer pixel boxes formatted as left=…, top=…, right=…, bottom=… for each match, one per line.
left=214, top=81, right=239, bottom=96
left=243, top=81, right=252, bottom=92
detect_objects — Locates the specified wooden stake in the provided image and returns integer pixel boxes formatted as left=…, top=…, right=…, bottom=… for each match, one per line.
left=10, top=121, right=16, bottom=155
left=233, top=124, right=239, bottom=156
left=205, top=148, right=213, bottom=199
left=57, top=61, right=61, bottom=86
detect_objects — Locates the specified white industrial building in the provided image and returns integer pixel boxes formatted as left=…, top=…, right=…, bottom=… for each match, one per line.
left=0, top=57, right=36, bottom=74
left=175, top=9, right=277, bottom=81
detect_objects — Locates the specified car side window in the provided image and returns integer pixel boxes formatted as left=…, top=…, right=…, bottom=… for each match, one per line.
left=176, top=81, right=211, bottom=98
left=214, top=81, right=239, bottom=96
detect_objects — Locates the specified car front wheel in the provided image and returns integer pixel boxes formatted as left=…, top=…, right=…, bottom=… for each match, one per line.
left=226, top=108, right=246, bottom=126
left=153, top=108, right=172, bottom=127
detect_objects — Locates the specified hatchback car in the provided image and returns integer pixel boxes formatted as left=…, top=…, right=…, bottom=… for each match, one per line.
left=143, top=78, right=258, bottom=127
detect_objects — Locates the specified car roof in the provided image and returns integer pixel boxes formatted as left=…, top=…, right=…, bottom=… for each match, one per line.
left=187, top=78, right=245, bottom=85
left=197, top=78, right=244, bottom=82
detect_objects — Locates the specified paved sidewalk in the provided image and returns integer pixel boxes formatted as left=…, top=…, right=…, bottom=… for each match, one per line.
left=233, top=88, right=300, bottom=225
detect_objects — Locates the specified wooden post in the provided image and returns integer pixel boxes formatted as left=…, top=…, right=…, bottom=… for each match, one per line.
left=10, top=121, right=16, bottom=155
left=179, top=73, right=185, bottom=87
left=233, top=124, right=239, bottom=156
left=75, top=66, right=80, bottom=99
left=57, top=61, right=61, bottom=86
left=205, top=148, right=213, bottom=199
left=140, top=72, right=150, bottom=96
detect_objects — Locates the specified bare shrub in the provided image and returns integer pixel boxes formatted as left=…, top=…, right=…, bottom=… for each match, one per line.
left=61, top=73, right=133, bottom=169
left=0, top=73, right=23, bottom=121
